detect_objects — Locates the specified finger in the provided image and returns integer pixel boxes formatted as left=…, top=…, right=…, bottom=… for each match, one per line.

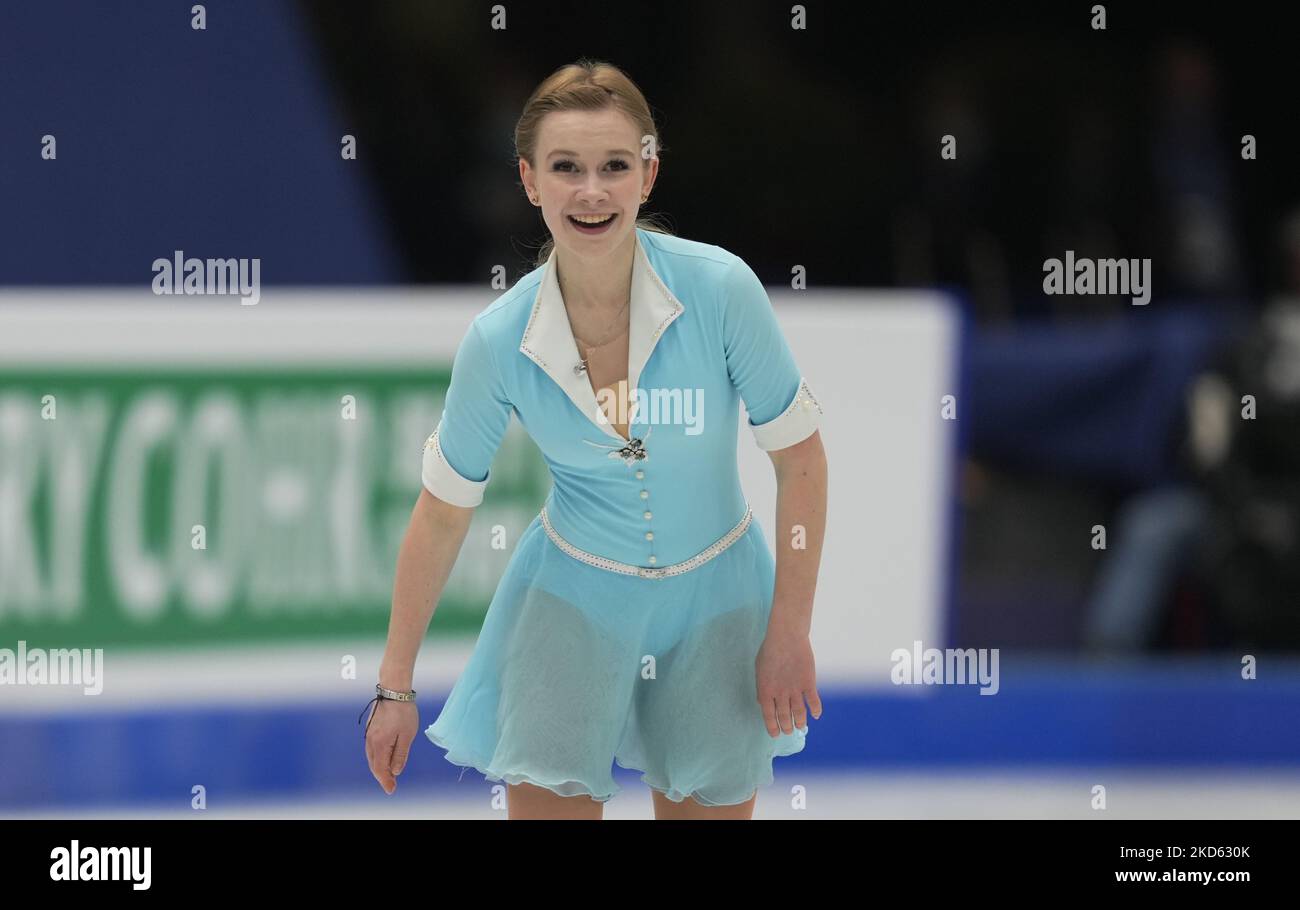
left=759, top=691, right=780, bottom=737
left=791, top=693, right=808, bottom=731
left=390, top=731, right=413, bottom=777
left=367, top=736, right=392, bottom=791
left=776, top=694, right=794, bottom=735
left=806, top=686, right=823, bottom=720
left=379, top=737, right=397, bottom=793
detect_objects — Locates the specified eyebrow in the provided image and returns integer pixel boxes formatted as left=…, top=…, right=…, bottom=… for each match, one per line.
left=547, top=149, right=637, bottom=158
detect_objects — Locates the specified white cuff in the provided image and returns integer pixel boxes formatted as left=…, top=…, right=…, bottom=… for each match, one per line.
left=421, top=421, right=488, bottom=508
left=750, top=377, right=823, bottom=451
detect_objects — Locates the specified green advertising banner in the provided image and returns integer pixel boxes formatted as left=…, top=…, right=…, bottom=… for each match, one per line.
left=0, top=367, right=550, bottom=650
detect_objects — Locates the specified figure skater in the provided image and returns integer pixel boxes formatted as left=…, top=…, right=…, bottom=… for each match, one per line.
left=363, top=58, right=828, bottom=820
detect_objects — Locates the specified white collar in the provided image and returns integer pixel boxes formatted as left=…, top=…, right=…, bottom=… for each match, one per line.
left=519, top=229, right=685, bottom=442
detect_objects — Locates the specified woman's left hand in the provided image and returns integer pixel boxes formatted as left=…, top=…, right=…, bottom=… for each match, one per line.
left=755, top=625, right=822, bottom=737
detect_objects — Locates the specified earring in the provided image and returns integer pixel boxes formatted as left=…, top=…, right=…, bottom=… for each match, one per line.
left=641, top=193, right=649, bottom=203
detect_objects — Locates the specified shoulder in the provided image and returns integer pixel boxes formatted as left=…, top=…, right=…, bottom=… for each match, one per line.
left=639, top=228, right=757, bottom=296
left=640, top=231, right=767, bottom=339
left=462, top=263, right=546, bottom=354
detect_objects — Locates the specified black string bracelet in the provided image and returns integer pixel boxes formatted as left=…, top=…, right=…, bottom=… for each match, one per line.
left=358, top=695, right=383, bottom=737
left=358, top=684, right=417, bottom=737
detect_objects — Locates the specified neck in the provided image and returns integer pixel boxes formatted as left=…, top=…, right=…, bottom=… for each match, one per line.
left=555, top=229, right=636, bottom=315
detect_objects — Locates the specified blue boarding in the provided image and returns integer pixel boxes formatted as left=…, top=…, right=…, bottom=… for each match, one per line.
left=2, top=657, right=1300, bottom=810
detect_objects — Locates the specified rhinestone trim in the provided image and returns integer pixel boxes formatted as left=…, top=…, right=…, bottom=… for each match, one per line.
left=422, top=422, right=486, bottom=507
left=539, top=505, right=752, bottom=580
left=779, top=377, right=822, bottom=420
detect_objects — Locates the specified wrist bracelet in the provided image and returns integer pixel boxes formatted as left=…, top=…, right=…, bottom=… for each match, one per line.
left=358, top=683, right=417, bottom=737
left=376, top=683, right=416, bottom=702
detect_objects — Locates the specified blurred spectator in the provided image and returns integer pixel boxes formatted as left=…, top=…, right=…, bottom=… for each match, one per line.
left=1084, top=206, right=1300, bottom=652
left=1147, top=40, right=1246, bottom=300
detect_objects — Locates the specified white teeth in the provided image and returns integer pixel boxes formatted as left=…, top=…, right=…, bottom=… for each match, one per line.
left=571, top=214, right=614, bottom=225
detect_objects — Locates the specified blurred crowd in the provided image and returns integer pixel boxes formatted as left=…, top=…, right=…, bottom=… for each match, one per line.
left=299, top=5, right=1298, bottom=653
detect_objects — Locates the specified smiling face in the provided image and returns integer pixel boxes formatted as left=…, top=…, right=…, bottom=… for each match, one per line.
left=520, top=108, right=658, bottom=259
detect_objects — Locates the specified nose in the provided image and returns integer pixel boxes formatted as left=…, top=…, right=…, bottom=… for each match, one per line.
left=576, top=173, right=608, bottom=205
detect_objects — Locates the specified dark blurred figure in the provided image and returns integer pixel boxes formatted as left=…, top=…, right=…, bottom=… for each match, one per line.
left=893, top=62, right=1010, bottom=322
left=1038, top=80, right=1141, bottom=321
left=1196, top=210, right=1300, bottom=646
left=1146, top=40, right=1246, bottom=301
left=1083, top=208, right=1300, bottom=652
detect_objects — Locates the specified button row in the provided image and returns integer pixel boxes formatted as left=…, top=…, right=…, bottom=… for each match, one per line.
left=634, top=466, right=653, bottom=565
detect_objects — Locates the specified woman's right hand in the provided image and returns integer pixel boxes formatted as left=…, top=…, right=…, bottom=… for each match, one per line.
left=364, top=699, right=420, bottom=794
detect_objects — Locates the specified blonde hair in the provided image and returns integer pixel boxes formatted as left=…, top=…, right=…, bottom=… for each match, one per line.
left=515, top=58, right=673, bottom=268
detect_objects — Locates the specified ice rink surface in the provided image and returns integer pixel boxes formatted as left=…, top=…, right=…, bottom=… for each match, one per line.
left=9, top=769, right=1300, bottom=820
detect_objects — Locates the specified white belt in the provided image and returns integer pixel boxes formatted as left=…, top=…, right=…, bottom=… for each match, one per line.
left=538, top=505, right=753, bottom=580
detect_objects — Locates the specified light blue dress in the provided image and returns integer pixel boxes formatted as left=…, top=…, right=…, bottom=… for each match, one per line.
left=422, top=227, right=823, bottom=806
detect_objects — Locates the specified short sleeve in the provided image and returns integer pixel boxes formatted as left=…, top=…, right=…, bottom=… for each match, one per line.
left=720, top=257, right=824, bottom=451
left=421, top=320, right=512, bottom=507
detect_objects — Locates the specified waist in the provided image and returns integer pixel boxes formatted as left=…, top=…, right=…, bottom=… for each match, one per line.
left=538, top=504, right=753, bottom=580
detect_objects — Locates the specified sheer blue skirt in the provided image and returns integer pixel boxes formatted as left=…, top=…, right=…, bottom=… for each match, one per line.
left=424, top=512, right=807, bottom=806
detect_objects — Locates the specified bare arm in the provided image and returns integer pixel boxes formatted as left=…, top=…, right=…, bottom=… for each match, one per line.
left=378, top=487, right=476, bottom=691
left=766, top=429, right=827, bottom=637
left=755, top=428, right=827, bottom=736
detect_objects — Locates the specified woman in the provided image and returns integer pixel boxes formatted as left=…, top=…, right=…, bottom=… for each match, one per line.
left=364, top=59, right=828, bottom=820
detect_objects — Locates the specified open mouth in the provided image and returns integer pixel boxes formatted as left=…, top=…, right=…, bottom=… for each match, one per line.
left=567, top=213, right=617, bottom=234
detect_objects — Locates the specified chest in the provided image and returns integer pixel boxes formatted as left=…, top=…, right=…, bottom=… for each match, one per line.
left=582, top=340, right=632, bottom=440
left=511, top=309, right=735, bottom=464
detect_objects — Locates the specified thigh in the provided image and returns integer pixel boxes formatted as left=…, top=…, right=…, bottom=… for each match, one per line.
left=651, top=788, right=756, bottom=820
left=626, top=606, right=778, bottom=805
left=507, top=781, right=605, bottom=820
left=495, top=588, right=633, bottom=801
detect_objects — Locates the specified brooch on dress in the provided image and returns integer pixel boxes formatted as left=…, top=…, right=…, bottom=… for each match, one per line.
left=583, top=425, right=652, bottom=466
